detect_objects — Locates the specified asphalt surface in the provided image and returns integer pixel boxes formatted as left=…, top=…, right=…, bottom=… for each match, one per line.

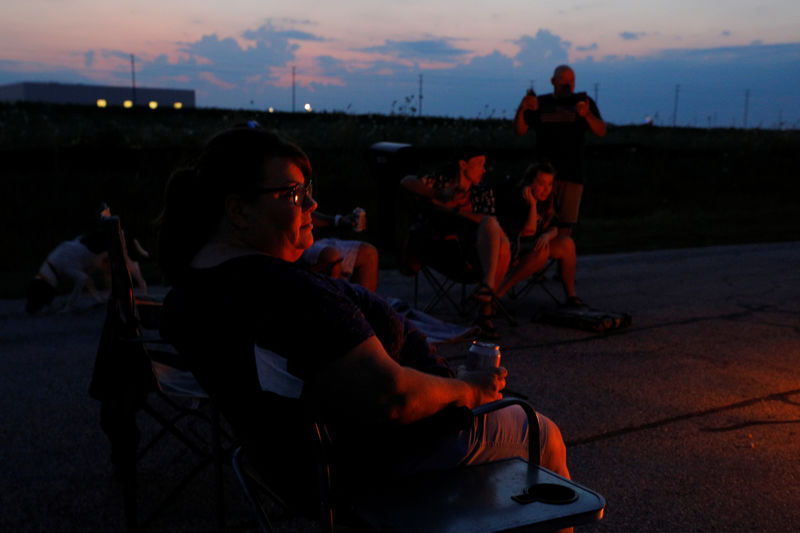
left=2, top=241, right=799, bottom=532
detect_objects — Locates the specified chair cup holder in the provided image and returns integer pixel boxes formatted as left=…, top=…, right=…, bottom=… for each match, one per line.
left=511, top=483, right=578, bottom=505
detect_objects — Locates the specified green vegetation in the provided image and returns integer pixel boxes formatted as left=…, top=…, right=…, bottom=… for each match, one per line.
left=1, top=102, right=798, bottom=298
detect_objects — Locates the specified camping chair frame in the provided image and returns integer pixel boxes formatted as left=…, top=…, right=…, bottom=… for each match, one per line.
left=90, top=216, right=234, bottom=532
left=232, top=398, right=605, bottom=533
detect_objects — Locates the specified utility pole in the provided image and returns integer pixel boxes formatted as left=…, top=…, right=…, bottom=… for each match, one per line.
left=418, top=74, right=423, bottom=117
left=672, top=84, right=680, bottom=127
left=743, top=89, right=750, bottom=129
left=292, top=66, right=296, bottom=113
left=130, top=54, right=137, bottom=106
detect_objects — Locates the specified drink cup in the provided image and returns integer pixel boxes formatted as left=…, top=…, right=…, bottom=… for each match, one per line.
left=466, top=341, right=501, bottom=371
left=353, top=207, right=366, bottom=232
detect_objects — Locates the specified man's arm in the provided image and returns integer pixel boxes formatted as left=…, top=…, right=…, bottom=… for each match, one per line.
left=576, top=100, right=606, bottom=137
left=514, top=92, right=538, bottom=136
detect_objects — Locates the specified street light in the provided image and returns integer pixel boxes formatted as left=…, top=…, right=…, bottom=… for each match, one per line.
left=96, top=99, right=107, bottom=108
left=304, top=103, right=312, bottom=112
left=123, top=100, right=133, bottom=108
left=148, top=101, right=158, bottom=109
left=173, top=102, right=183, bottom=110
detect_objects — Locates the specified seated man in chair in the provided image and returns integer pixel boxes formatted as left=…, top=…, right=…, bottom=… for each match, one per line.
left=495, top=162, right=584, bottom=307
left=157, top=127, right=569, bottom=514
left=301, top=209, right=379, bottom=292
left=400, top=151, right=511, bottom=338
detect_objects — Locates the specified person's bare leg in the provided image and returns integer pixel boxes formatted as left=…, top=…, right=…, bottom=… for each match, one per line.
left=317, top=246, right=343, bottom=279
left=496, top=248, right=549, bottom=299
left=549, top=235, right=576, bottom=298
left=475, top=217, right=505, bottom=290
left=350, top=242, right=379, bottom=292
left=494, top=235, right=511, bottom=292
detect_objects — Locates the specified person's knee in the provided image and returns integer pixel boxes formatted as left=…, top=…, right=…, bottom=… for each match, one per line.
left=318, top=245, right=342, bottom=265
left=538, top=414, right=569, bottom=479
left=356, top=242, right=379, bottom=269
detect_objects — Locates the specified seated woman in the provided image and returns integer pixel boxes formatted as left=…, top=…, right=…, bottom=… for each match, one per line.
left=400, top=151, right=511, bottom=338
left=300, top=209, right=379, bottom=292
left=156, top=127, right=568, bottom=510
left=495, top=162, right=583, bottom=307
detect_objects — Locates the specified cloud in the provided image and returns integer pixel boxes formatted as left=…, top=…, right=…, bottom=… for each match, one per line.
left=2, top=23, right=798, bottom=127
left=359, top=38, right=470, bottom=61
left=576, top=43, right=598, bottom=52
left=514, top=29, right=570, bottom=68
left=619, top=31, right=647, bottom=41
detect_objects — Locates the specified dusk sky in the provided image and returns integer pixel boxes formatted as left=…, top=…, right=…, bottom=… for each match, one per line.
left=2, top=1, right=799, bottom=127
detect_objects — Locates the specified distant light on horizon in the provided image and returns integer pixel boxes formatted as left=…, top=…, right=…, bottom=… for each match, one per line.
left=148, top=101, right=158, bottom=109
left=123, top=100, right=133, bottom=108
left=268, top=107, right=274, bottom=113
left=96, top=99, right=107, bottom=108
left=304, top=103, right=312, bottom=112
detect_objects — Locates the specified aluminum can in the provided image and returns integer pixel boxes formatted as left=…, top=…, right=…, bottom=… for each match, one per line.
left=353, top=207, right=366, bottom=232
left=467, top=341, right=501, bottom=371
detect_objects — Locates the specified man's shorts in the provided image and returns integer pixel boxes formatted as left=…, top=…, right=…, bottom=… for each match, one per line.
left=553, top=180, right=584, bottom=227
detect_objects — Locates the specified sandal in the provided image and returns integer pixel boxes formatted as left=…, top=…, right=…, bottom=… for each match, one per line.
left=473, top=314, right=501, bottom=340
left=562, top=296, right=588, bottom=309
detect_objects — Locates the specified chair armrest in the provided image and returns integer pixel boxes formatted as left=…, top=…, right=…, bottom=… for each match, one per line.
left=471, top=398, right=541, bottom=466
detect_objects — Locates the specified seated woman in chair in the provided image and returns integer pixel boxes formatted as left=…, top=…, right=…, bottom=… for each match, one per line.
left=300, top=209, right=379, bottom=292
left=400, top=151, right=510, bottom=338
left=157, top=127, right=569, bottom=510
left=495, top=162, right=583, bottom=307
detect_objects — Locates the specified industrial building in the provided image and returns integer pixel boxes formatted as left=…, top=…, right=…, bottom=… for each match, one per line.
left=0, top=81, right=195, bottom=109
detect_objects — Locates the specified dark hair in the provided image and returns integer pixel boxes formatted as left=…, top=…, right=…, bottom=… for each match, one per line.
left=157, top=127, right=311, bottom=283
left=522, top=161, right=556, bottom=184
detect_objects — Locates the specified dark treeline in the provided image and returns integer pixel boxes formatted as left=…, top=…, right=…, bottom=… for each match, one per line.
left=1, top=102, right=798, bottom=297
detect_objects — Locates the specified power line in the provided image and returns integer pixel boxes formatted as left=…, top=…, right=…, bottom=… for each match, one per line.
left=743, top=89, right=750, bottom=129
left=672, top=84, right=680, bottom=127
left=418, top=73, right=423, bottom=117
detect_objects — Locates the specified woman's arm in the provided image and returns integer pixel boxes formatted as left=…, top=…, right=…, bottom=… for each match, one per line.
left=311, top=336, right=505, bottom=425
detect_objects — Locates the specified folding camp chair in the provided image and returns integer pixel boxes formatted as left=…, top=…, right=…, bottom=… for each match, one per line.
left=399, top=194, right=515, bottom=326
left=232, top=398, right=605, bottom=532
left=89, top=216, right=233, bottom=532
left=507, top=258, right=561, bottom=304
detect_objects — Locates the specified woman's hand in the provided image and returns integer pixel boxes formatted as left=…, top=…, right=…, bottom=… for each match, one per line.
left=458, top=366, right=508, bottom=406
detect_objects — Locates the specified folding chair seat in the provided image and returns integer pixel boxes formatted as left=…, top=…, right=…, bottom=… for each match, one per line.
left=399, top=202, right=514, bottom=326
left=89, top=216, right=233, bottom=532
left=232, top=398, right=605, bottom=532
left=507, top=258, right=561, bottom=304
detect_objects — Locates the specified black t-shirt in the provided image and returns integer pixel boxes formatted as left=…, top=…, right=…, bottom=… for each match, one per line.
left=160, top=254, right=451, bottom=506
left=523, top=93, right=602, bottom=184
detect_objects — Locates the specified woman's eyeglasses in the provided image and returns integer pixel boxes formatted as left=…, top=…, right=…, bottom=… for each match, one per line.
left=254, top=181, right=313, bottom=206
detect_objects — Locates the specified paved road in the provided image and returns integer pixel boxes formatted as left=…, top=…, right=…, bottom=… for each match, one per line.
left=2, top=241, right=799, bottom=532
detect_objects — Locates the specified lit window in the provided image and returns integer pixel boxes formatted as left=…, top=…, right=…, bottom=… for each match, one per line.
left=123, top=100, right=133, bottom=108
left=96, top=99, right=107, bottom=108
left=148, top=101, right=158, bottom=109
left=173, top=102, right=183, bottom=110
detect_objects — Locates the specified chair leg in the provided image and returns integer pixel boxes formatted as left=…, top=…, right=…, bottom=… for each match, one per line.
left=212, top=406, right=225, bottom=533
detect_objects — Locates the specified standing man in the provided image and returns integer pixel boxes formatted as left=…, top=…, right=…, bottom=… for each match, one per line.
left=514, top=65, right=606, bottom=236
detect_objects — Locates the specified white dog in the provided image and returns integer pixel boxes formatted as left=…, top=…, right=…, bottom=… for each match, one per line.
left=26, top=237, right=108, bottom=313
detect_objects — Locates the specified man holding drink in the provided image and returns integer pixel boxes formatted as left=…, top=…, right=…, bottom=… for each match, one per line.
left=514, top=65, right=606, bottom=236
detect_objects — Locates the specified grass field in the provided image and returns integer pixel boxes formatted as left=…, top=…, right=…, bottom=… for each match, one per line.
left=1, top=102, right=798, bottom=298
